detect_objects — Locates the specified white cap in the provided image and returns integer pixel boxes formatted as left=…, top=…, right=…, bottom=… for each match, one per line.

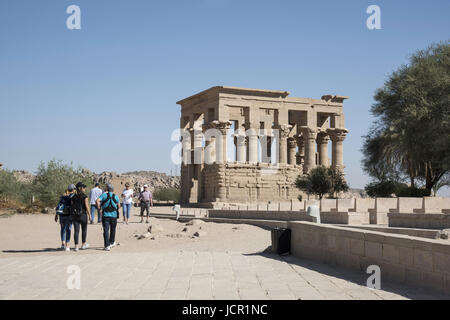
left=143, top=184, right=148, bottom=188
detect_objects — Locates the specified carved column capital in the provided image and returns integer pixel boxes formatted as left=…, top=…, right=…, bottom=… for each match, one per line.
left=316, top=131, right=330, bottom=144
left=287, top=137, right=297, bottom=148
left=274, top=124, right=292, bottom=139
left=327, top=128, right=348, bottom=142
left=299, top=126, right=317, bottom=140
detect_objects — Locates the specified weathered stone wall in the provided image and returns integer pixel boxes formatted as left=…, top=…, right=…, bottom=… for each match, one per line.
left=288, top=221, right=450, bottom=295
left=388, top=213, right=450, bottom=229
left=221, top=163, right=304, bottom=203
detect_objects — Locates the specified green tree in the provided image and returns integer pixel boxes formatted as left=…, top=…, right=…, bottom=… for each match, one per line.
left=362, top=42, right=450, bottom=193
left=296, top=166, right=349, bottom=199
left=0, top=170, right=32, bottom=205
left=33, top=160, right=93, bottom=207
left=153, top=187, right=180, bottom=203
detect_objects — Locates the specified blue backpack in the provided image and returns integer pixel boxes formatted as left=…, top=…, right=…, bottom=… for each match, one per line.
left=56, top=194, right=74, bottom=215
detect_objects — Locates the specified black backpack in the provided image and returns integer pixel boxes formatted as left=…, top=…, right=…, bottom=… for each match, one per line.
left=70, top=193, right=86, bottom=216
left=101, top=192, right=118, bottom=213
left=62, top=193, right=75, bottom=215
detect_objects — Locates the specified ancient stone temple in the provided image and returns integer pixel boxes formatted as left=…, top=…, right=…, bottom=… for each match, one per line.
left=177, top=86, right=348, bottom=206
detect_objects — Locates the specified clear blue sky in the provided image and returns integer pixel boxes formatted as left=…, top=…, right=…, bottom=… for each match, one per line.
left=1, top=0, right=449, bottom=192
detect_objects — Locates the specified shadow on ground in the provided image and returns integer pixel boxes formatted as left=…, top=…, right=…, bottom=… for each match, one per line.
left=244, top=251, right=450, bottom=300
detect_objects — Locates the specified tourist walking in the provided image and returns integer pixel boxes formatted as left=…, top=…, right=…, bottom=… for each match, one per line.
left=71, top=182, right=90, bottom=252
left=121, top=182, right=134, bottom=224
left=54, top=184, right=75, bottom=251
left=89, top=183, right=103, bottom=224
left=138, top=184, right=153, bottom=223
left=97, top=184, right=120, bottom=251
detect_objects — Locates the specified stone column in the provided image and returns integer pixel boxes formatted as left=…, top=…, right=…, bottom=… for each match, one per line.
left=216, top=121, right=232, bottom=164
left=181, top=129, right=191, bottom=165
left=287, top=137, right=297, bottom=165
left=275, top=125, right=291, bottom=165
left=300, top=127, right=317, bottom=173
left=296, top=135, right=305, bottom=165
left=235, top=133, right=247, bottom=163
left=246, top=125, right=259, bottom=164
left=191, top=129, right=203, bottom=165
left=328, top=128, right=348, bottom=169
left=316, top=132, right=330, bottom=167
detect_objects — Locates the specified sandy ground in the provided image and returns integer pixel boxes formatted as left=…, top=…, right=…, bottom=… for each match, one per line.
left=0, top=207, right=271, bottom=256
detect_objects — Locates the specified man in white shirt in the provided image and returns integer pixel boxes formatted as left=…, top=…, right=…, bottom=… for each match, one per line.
left=121, top=182, right=134, bottom=224
left=89, top=183, right=103, bottom=224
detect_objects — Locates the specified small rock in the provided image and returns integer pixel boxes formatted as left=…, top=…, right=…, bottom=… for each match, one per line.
left=137, top=232, right=151, bottom=240
left=166, top=233, right=183, bottom=238
left=41, top=207, right=49, bottom=214
left=439, top=229, right=449, bottom=240
left=182, top=227, right=188, bottom=232
left=186, top=219, right=204, bottom=226
left=148, top=224, right=164, bottom=233
left=193, top=231, right=207, bottom=237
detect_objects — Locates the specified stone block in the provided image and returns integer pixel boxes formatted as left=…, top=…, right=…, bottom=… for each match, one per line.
left=415, top=197, right=450, bottom=214
left=291, top=201, right=304, bottom=211
left=413, top=249, right=433, bottom=271
left=421, top=271, right=445, bottom=291
left=365, top=241, right=383, bottom=259
left=320, top=199, right=337, bottom=212
left=375, top=198, right=397, bottom=213
left=433, top=252, right=450, bottom=275
left=405, top=268, right=422, bottom=286
left=380, top=262, right=406, bottom=283
left=382, top=244, right=399, bottom=264
left=351, top=198, right=375, bottom=213
left=335, top=198, right=355, bottom=212
left=398, top=247, right=414, bottom=266
left=349, top=239, right=365, bottom=256
left=334, top=236, right=350, bottom=254
left=395, top=197, right=423, bottom=213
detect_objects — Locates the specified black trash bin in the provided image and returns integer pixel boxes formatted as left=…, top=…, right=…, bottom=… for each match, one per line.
left=271, top=228, right=291, bottom=255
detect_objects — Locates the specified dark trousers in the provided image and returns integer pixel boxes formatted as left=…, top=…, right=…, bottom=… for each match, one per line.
left=72, top=214, right=88, bottom=245
left=102, top=217, right=117, bottom=248
left=140, top=201, right=150, bottom=217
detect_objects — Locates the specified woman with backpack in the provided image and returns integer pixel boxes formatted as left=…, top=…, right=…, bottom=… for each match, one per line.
left=54, top=184, right=75, bottom=251
left=71, top=182, right=91, bottom=252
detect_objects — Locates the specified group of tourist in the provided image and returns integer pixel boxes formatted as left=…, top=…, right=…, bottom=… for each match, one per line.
left=54, top=182, right=153, bottom=251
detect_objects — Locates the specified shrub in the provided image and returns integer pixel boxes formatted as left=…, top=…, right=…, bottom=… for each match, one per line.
left=153, top=187, right=180, bottom=203
left=0, top=170, right=33, bottom=206
left=33, top=160, right=93, bottom=207
left=365, top=180, right=399, bottom=198
left=296, top=166, right=349, bottom=199
left=394, top=185, right=431, bottom=197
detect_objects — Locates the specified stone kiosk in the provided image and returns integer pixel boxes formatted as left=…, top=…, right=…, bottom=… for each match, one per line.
left=177, top=86, right=348, bottom=206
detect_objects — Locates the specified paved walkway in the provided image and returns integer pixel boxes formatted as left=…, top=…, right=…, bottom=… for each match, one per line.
left=0, top=249, right=447, bottom=300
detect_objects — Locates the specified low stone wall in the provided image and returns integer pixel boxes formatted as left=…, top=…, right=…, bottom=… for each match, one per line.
left=321, top=211, right=369, bottom=225
left=288, top=221, right=450, bottom=295
left=208, top=209, right=315, bottom=222
left=388, top=213, right=450, bottom=229
left=344, top=225, right=448, bottom=240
